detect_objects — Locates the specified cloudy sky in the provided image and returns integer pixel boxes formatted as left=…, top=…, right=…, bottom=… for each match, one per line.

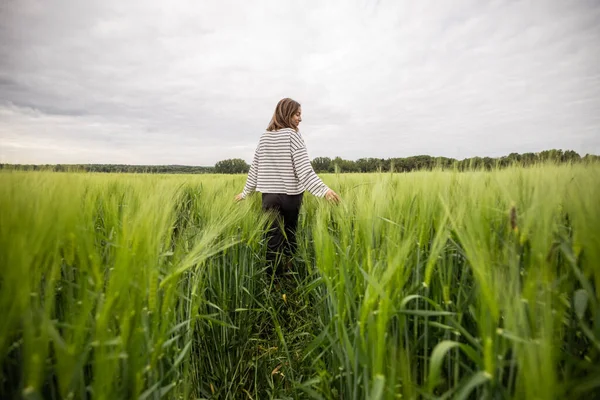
left=1, top=0, right=599, bottom=165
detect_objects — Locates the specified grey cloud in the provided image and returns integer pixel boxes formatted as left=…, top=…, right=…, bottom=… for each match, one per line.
left=1, top=0, right=599, bottom=165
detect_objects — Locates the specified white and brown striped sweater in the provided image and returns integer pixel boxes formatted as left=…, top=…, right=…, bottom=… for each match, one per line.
left=241, top=128, right=329, bottom=198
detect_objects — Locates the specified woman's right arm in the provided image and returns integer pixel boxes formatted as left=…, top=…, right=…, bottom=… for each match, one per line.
left=291, top=134, right=339, bottom=202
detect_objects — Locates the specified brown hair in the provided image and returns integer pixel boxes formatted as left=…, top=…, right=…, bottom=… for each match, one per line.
left=266, top=98, right=301, bottom=132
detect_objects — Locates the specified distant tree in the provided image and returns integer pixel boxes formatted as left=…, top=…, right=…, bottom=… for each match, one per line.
left=506, top=152, right=522, bottom=165
left=312, top=157, right=333, bottom=173
left=562, top=150, right=580, bottom=162
left=583, top=154, right=600, bottom=163
left=389, top=158, right=409, bottom=172
left=468, top=157, right=484, bottom=169
left=379, top=158, right=391, bottom=172
left=405, top=155, right=435, bottom=171
left=332, top=156, right=359, bottom=173
left=482, top=157, right=494, bottom=170
left=538, top=149, right=563, bottom=162
left=521, top=153, right=536, bottom=166
left=356, top=158, right=382, bottom=173
left=214, top=158, right=250, bottom=174
left=433, top=157, right=455, bottom=169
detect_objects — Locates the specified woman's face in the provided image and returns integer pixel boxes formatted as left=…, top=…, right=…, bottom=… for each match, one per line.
left=291, top=107, right=302, bottom=128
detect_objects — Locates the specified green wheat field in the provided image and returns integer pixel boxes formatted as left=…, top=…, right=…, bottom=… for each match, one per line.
left=1, top=164, right=599, bottom=399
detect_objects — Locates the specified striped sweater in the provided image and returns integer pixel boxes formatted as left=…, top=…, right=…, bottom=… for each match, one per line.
left=241, top=128, right=330, bottom=198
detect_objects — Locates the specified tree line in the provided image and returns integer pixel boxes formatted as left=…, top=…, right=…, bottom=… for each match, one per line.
left=2, top=149, right=598, bottom=174
left=0, top=164, right=215, bottom=174
left=310, top=149, right=598, bottom=173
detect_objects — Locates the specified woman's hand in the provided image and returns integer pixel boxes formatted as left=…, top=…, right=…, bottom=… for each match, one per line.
left=325, top=189, right=341, bottom=204
left=234, top=193, right=244, bottom=202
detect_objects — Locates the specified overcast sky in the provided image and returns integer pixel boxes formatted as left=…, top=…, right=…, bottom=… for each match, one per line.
left=1, top=0, right=599, bottom=165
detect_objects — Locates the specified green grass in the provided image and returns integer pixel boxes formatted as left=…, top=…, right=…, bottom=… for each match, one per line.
left=0, top=165, right=599, bottom=399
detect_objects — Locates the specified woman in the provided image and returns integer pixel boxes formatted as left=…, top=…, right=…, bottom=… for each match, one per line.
left=235, top=98, right=340, bottom=276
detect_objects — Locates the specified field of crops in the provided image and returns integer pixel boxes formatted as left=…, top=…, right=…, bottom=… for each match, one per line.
left=1, top=165, right=599, bottom=399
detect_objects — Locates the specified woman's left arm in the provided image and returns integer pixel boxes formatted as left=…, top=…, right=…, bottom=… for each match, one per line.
left=236, top=143, right=260, bottom=201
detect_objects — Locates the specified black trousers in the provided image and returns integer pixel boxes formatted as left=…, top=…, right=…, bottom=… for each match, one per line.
left=261, top=193, right=303, bottom=274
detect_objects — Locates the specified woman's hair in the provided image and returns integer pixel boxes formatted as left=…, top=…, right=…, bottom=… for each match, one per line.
left=266, top=98, right=301, bottom=132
